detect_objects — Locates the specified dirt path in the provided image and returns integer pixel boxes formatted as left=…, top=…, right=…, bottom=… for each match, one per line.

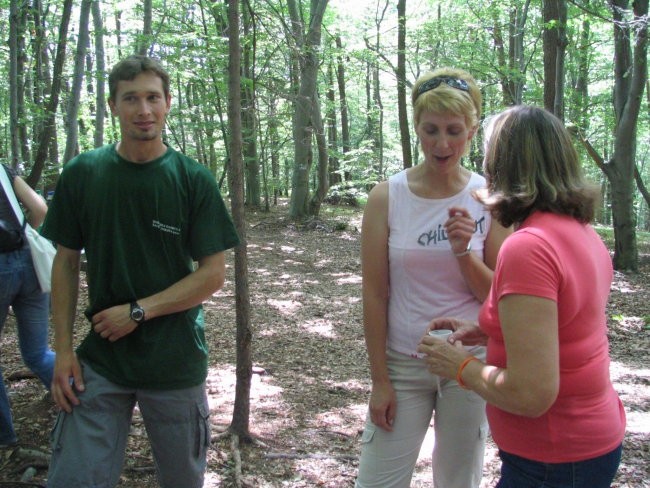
left=1, top=202, right=648, bottom=487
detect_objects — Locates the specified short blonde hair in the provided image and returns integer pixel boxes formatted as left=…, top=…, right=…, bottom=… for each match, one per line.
left=411, top=67, right=482, bottom=129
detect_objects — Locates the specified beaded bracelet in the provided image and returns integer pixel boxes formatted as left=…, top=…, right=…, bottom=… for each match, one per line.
left=456, top=356, right=479, bottom=389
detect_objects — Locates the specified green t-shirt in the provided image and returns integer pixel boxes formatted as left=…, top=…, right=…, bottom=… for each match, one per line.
left=42, top=144, right=239, bottom=389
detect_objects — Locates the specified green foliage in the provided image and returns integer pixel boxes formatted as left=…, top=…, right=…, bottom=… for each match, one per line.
left=0, top=0, right=646, bottom=237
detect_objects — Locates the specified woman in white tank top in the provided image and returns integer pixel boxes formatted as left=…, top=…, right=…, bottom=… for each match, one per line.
left=356, top=68, right=511, bottom=488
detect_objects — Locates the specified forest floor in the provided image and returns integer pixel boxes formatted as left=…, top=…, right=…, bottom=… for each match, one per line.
left=1, top=200, right=649, bottom=488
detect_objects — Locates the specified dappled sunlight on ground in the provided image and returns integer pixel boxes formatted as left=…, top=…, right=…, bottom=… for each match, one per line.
left=266, top=298, right=303, bottom=315
left=610, top=361, right=650, bottom=435
left=332, top=272, right=363, bottom=285
left=301, top=318, right=336, bottom=338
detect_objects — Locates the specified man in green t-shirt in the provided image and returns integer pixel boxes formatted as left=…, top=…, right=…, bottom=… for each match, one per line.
left=42, top=55, right=239, bottom=488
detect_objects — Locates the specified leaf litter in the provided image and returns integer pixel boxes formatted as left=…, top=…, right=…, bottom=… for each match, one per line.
left=0, top=202, right=648, bottom=487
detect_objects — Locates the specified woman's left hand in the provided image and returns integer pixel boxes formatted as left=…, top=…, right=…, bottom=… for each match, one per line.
left=417, top=333, right=471, bottom=379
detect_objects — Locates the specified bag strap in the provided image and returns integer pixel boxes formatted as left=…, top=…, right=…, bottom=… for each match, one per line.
left=0, top=164, right=27, bottom=225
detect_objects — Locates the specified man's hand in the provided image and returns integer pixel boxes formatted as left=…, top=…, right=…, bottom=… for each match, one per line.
left=51, top=352, right=84, bottom=413
left=92, top=304, right=139, bottom=342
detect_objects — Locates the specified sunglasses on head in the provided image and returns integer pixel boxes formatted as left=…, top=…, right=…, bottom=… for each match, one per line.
left=416, top=76, right=470, bottom=99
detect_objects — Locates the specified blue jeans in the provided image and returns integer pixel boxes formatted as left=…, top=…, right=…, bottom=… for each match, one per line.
left=0, top=247, right=55, bottom=445
left=496, top=444, right=623, bottom=488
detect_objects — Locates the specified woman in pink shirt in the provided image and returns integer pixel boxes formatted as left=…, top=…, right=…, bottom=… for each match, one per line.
left=418, top=105, right=625, bottom=487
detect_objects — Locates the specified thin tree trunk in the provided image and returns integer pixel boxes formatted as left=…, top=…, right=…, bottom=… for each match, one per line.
left=552, top=1, right=567, bottom=119
left=16, top=4, right=30, bottom=166
left=26, top=0, right=74, bottom=188
left=370, top=1, right=388, bottom=177
left=176, top=73, right=186, bottom=152
left=92, top=0, right=106, bottom=148
left=326, top=62, right=340, bottom=186
left=242, top=4, right=260, bottom=207
left=200, top=0, right=231, bottom=186
left=571, top=10, right=591, bottom=131
left=335, top=34, right=351, bottom=180
left=508, top=2, right=529, bottom=105
left=9, top=0, right=20, bottom=169
left=63, top=0, right=92, bottom=165
left=397, top=0, right=412, bottom=169
left=227, top=0, right=252, bottom=441
left=138, top=0, right=153, bottom=56
left=268, top=87, right=280, bottom=205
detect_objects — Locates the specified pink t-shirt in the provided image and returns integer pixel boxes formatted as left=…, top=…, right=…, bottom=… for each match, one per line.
left=479, top=212, right=625, bottom=463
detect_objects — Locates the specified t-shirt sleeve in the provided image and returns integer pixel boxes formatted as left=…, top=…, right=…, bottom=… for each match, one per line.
left=188, top=167, right=240, bottom=259
left=493, top=229, right=562, bottom=303
left=40, top=161, right=85, bottom=249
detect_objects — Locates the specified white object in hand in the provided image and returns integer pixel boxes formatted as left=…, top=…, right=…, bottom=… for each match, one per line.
left=429, top=329, right=453, bottom=340
left=428, top=329, right=453, bottom=396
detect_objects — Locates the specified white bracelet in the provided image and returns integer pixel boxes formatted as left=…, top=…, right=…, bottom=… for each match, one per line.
left=454, top=243, right=472, bottom=257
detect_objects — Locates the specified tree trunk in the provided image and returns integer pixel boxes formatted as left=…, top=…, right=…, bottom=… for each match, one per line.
left=16, top=4, right=30, bottom=166
left=552, top=1, right=567, bottom=118
left=371, top=1, right=387, bottom=178
left=570, top=11, right=591, bottom=131
left=605, top=0, right=647, bottom=271
left=227, top=0, right=252, bottom=441
left=491, top=2, right=529, bottom=106
left=365, top=61, right=373, bottom=145
left=308, top=93, right=329, bottom=216
left=115, top=9, right=123, bottom=58
left=288, top=0, right=329, bottom=220
left=335, top=35, right=350, bottom=164
left=138, top=0, right=153, bottom=56
left=242, top=5, right=261, bottom=208
left=189, top=84, right=207, bottom=164
left=635, top=165, right=650, bottom=209
left=326, top=62, right=340, bottom=186
left=543, top=0, right=568, bottom=119
left=31, top=0, right=49, bottom=153
left=268, top=87, right=281, bottom=205
left=9, top=0, right=20, bottom=169
left=397, top=0, right=412, bottom=169
left=63, top=0, right=91, bottom=165
left=508, top=2, right=530, bottom=105
left=26, top=0, right=73, bottom=188
left=92, top=0, right=106, bottom=148
left=200, top=1, right=231, bottom=184
left=176, top=73, right=187, bottom=152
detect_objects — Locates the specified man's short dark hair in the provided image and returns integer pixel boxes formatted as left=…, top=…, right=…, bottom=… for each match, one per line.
left=108, top=55, right=170, bottom=102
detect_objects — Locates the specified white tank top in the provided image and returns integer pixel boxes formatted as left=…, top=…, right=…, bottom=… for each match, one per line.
left=387, top=169, right=491, bottom=357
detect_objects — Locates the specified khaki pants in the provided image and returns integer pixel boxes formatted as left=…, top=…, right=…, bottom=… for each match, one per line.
left=356, top=349, right=488, bottom=488
left=47, top=361, right=210, bottom=488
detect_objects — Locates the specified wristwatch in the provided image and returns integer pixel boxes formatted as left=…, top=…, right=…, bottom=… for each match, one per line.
left=129, top=301, right=146, bottom=324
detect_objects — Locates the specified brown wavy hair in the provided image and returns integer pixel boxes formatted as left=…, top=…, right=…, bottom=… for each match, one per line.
left=480, top=105, right=599, bottom=227
left=108, top=55, right=171, bottom=102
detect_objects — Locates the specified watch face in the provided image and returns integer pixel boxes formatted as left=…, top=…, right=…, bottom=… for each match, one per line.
left=131, top=306, right=144, bottom=322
